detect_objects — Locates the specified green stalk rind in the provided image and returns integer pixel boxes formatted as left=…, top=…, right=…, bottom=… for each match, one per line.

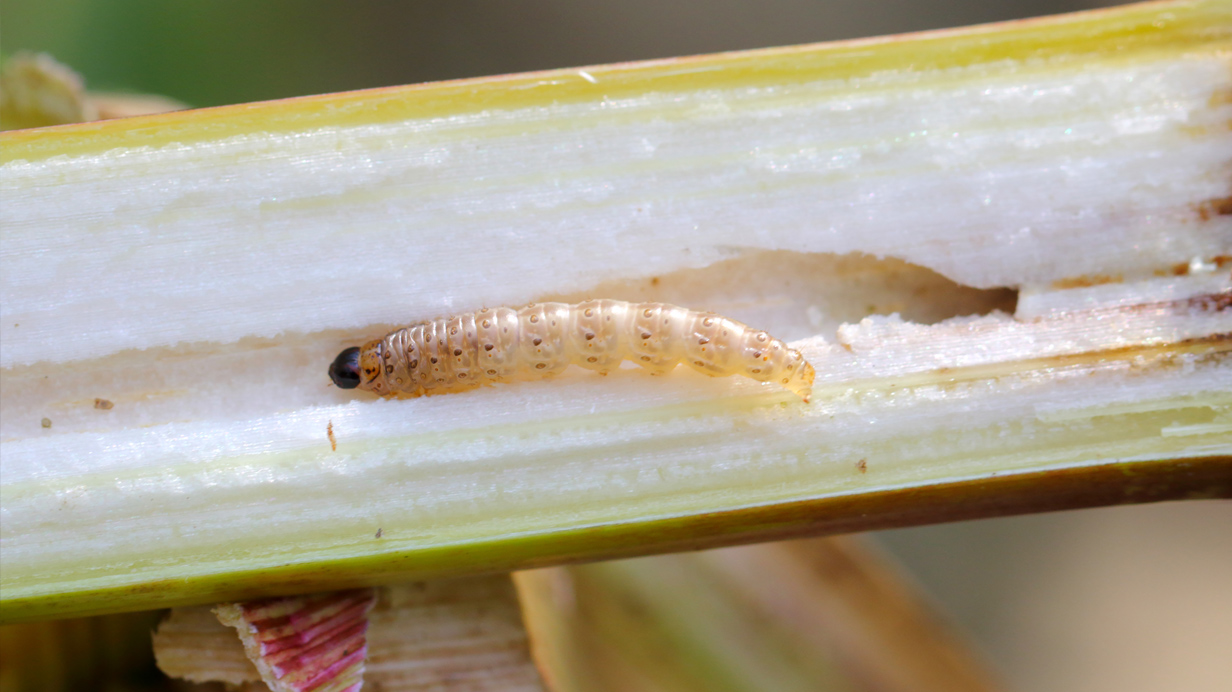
left=4, top=455, right=1228, bottom=624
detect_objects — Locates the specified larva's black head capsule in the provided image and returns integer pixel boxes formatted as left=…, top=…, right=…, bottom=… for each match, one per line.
left=329, top=347, right=362, bottom=389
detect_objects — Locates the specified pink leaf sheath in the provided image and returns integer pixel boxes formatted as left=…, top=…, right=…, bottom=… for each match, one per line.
left=215, top=588, right=378, bottom=692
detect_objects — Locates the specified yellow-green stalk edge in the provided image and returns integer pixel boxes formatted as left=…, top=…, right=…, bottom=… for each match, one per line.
left=5, top=454, right=1230, bottom=624
left=1, top=0, right=1227, bottom=162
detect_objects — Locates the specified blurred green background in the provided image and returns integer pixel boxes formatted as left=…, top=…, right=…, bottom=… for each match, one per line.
left=4, top=0, right=1122, bottom=107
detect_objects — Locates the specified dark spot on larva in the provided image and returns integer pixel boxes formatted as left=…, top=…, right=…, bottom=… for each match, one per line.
left=752, top=368, right=761, bottom=374
left=651, top=277, right=660, bottom=286
left=527, top=303, right=537, bottom=308
left=410, top=359, right=419, bottom=368
left=503, top=327, right=509, bottom=333
left=454, top=348, right=463, bottom=356
left=385, top=365, right=394, bottom=374
left=585, top=332, right=595, bottom=340
left=644, top=308, right=653, bottom=317
left=753, top=351, right=762, bottom=358
left=327, top=421, right=336, bottom=451
left=664, top=318, right=669, bottom=324
left=430, top=357, right=438, bottom=364
left=722, top=330, right=728, bottom=336
left=551, top=320, right=557, bottom=326
left=535, top=363, right=547, bottom=369
left=641, top=332, right=652, bottom=339
left=694, top=360, right=705, bottom=366
left=483, top=320, right=491, bottom=328
left=425, top=335, right=432, bottom=342
left=382, top=350, right=391, bottom=360
left=458, top=373, right=467, bottom=379
left=533, top=337, right=543, bottom=346
left=641, top=356, right=651, bottom=362
left=487, top=369, right=497, bottom=375
left=530, top=314, right=539, bottom=323
left=857, top=459, right=868, bottom=473
left=484, top=343, right=494, bottom=351
left=703, top=318, right=714, bottom=327
left=606, top=316, right=612, bottom=321
left=756, top=333, right=767, bottom=342
left=782, top=378, right=789, bottom=384
left=41, top=417, right=52, bottom=428
left=467, top=332, right=473, bottom=338
left=395, top=377, right=403, bottom=384
left=698, top=337, right=710, bottom=345
left=587, top=356, right=598, bottom=363
left=375, top=528, right=383, bottom=538
left=94, top=398, right=114, bottom=410
left=450, top=326, right=458, bottom=335
left=437, top=378, right=444, bottom=383
left=585, top=308, right=594, bottom=317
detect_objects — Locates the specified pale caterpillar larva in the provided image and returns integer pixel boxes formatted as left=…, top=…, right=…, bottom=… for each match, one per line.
left=330, top=301, right=815, bottom=401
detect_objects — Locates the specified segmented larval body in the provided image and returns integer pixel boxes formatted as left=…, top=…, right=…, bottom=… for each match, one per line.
left=354, top=300, right=814, bottom=400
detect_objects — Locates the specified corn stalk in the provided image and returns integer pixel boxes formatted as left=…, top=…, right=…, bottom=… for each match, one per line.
left=1, top=0, right=1229, bottom=624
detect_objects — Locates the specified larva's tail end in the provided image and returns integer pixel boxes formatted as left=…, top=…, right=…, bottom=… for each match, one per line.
left=786, top=360, right=816, bottom=402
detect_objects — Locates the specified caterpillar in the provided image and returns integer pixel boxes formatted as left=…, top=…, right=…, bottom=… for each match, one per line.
left=329, top=301, right=814, bottom=401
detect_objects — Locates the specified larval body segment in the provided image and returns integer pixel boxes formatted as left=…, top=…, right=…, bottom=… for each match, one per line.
left=349, top=300, right=814, bottom=400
